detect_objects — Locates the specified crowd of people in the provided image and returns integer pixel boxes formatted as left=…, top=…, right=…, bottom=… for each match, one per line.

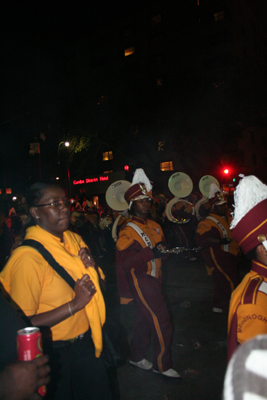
left=1, top=171, right=267, bottom=399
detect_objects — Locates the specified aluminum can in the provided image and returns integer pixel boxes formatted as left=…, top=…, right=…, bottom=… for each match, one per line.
left=17, top=327, right=46, bottom=396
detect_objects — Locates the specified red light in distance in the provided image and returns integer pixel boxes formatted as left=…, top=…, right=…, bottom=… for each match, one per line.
left=224, top=169, right=229, bottom=174
left=124, top=165, right=129, bottom=171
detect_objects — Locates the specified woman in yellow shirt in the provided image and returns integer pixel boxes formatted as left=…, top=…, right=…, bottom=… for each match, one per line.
left=0, top=182, right=112, bottom=400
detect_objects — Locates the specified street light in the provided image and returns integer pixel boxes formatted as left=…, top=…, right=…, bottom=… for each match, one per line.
left=58, top=141, right=71, bottom=197
left=58, top=141, right=69, bottom=149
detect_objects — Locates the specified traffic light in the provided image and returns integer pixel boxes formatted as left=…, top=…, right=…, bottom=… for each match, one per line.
left=223, top=168, right=229, bottom=175
left=124, top=165, right=129, bottom=171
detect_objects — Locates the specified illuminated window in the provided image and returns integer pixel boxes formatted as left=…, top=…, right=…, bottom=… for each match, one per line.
left=158, top=141, right=165, bottom=151
left=160, top=161, right=173, bottom=171
left=124, top=46, right=135, bottom=57
left=6, top=188, right=12, bottom=194
left=93, top=196, right=99, bottom=208
left=152, top=14, right=161, bottom=25
left=97, top=95, right=108, bottom=106
left=214, top=11, right=225, bottom=21
left=103, top=151, right=113, bottom=161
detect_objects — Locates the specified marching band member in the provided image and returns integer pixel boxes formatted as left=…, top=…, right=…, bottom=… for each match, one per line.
left=227, top=176, right=267, bottom=361
left=116, top=169, right=180, bottom=378
left=195, top=184, right=240, bottom=313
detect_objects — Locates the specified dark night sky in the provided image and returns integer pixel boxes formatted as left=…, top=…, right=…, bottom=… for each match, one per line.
left=0, top=1, right=154, bottom=127
left=1, top=0, right=267, bottom=189
left=1, top=0, right=267, bottom=132
left=0, top=1, right=157, bottom=188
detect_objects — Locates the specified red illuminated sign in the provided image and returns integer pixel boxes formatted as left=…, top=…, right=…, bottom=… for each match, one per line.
left=86, top=178, right=98, bottom=183
left=73, top=176, right=109, bottom=185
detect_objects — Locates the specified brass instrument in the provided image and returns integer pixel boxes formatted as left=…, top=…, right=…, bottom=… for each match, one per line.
left=166, top=172, right=195, bottom=224
left=195, top=175, right=220, bottom=220
left=105, top=180, right=131, bottom=241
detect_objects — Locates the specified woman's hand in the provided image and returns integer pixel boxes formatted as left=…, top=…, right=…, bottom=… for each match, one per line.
left=29, top=274, right=97, bottom=327
left=70, top=274, right=97, bottom=313
left=79, top=247, right=95, bottom=269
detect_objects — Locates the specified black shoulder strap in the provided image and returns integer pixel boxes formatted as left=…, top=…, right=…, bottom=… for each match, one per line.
left=20, top=239, right=75, bottom=290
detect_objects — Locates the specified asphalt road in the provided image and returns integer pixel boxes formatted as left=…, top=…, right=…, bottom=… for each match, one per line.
left=99, top=250, right=233, bottom=400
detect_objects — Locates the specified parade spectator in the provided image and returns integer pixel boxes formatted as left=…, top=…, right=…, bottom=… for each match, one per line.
left=227, top=176, right=267, bottom=361
left=0, top=182, right=112, bottom=399
left=196, top=184, right=240, bottom=313
left=116, top=169, right=180, bottom=378
left=0, top=213, right=13, bottom=270
left=82, top=195, right=93, bottom=210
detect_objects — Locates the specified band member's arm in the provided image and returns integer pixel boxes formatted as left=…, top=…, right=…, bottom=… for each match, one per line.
left=116, top=236, right=156, bottom=272
left=196, top=223, right=222, bottom=247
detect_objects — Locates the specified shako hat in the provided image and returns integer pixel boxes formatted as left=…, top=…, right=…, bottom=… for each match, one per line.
left=230, top=175, right=267, bottom=254
left=124, top=168, right=152, bottom=209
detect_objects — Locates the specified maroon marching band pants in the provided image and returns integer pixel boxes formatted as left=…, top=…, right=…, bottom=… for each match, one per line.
left=128, top=269, right=173, bottom=372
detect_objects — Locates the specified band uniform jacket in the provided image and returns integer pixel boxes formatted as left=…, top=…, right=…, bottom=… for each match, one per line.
left=116, top=216, right=165, bottom=302
left=228, top=260, right=267, bottom=361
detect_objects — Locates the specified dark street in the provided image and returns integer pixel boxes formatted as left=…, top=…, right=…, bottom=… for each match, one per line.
left=101, top=251, right=230, bottom=400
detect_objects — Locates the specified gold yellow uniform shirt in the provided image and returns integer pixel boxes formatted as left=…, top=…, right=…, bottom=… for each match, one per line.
left=0, top=226, right=105, bottom=356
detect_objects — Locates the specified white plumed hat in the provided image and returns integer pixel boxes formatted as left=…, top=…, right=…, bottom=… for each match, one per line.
left=231, top=176, right=267, bottom=228
left=124, top=168, right=152, bottom=209
left=208, top=183, right=222, bottom=199
left=231, top=175, right=267, bottom=254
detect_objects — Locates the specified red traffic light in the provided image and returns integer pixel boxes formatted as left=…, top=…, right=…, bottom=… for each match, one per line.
left=223, top=168, right=229, bottom=175
left=124, top=165, right=129, bottom=171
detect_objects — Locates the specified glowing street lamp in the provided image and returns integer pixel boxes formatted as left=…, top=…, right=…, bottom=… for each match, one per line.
left=58, top=141, right=71, bottom=197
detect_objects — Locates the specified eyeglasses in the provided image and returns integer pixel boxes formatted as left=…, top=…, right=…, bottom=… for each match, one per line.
left=35, top=199, right=71, bottom=208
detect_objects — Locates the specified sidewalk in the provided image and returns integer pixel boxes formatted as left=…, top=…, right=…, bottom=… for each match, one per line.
left=101, top=254, right=229, bottom=400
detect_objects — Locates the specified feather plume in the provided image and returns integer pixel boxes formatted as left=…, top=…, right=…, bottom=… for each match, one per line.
left=208, top=183, right=221, bottom=199
left=131, top=168, right=153, bottom=192
left=231, top=175, right=267, bottom=228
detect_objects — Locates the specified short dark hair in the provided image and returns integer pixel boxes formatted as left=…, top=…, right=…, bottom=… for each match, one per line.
left=26, top=182, right=61, bottom=208
left=21, top=182, right=64, bottom=238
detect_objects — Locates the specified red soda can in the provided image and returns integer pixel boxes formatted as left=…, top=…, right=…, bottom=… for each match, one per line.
left=17, top=327, right=46, bottom=396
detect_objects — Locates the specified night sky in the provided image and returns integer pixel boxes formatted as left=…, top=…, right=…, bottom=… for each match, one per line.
left=1, top=1, right=267, bottom=190
left=0, top=1, right=151, bottom=145
left=1, top=0, right=267, bottom=132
